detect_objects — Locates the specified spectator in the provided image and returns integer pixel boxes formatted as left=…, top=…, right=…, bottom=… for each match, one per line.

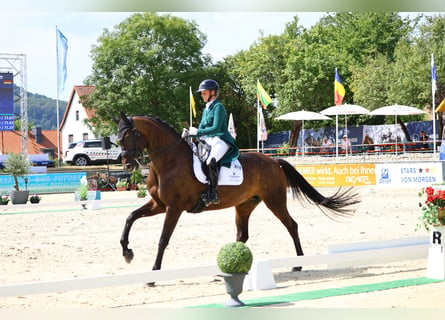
left=320, top=137, right=332, bottom=154
left=362, top=134, right=375, bottom=151
left=420, top=131, right=429, bottom=150
left=341, top=135, right=352, bottom=154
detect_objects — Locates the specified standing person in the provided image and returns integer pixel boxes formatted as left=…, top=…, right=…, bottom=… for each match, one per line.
left=188, top=79, right=240, bottom=206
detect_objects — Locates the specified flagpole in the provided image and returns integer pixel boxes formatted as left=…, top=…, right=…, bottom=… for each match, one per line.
left=189, top=86, right=192, bottom=127
left=432, top=53, right=437, bottom=158
left=257, top=93, right=260, bottom=152
left=55, top=26, right=61, bottom=167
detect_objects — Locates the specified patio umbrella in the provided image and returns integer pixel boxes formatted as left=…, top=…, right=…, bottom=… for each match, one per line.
left=320, top=104, right=370, bottom=156
left=369, top=104, right=426, bottom=154
left=275, top=110, right=332, bottom=156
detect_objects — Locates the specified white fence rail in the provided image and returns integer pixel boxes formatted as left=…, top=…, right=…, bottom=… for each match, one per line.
left=0, top=236, right=429, bottom=297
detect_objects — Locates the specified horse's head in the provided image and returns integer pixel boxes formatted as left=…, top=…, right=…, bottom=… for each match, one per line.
left=117, top=112, right=143, bottom=172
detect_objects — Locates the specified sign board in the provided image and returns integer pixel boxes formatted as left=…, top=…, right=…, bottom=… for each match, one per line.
left=0, top=72, right=14, bottom=131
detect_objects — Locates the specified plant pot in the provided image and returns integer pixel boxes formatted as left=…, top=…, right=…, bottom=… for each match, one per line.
left=438, top=209, right=445, bottom=225
left=116, top=186, right=127, bottom=191
left=221, top=273, right=247, bottom=307
left=30, top=199, right=40, bottom=204
left=9, top=190, right=29, bottom=205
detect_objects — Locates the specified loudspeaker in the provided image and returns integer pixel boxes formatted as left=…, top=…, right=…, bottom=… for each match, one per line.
left=102, top=136, right=111, bottom=150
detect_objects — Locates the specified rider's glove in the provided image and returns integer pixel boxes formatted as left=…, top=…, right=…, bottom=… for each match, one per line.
left=189, top=127, right=198, bottom=136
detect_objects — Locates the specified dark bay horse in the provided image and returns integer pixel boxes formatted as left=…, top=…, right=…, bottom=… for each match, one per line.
left=117, top=114, right=360, bottom=275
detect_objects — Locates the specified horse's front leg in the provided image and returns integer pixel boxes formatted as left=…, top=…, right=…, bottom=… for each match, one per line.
left=151, top=206, right=183, bottom=272
left=120, top=199, right=164, bottom=263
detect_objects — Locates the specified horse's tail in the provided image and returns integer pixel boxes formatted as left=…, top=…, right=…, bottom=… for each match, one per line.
left=277, top=159, right=360, bottom=219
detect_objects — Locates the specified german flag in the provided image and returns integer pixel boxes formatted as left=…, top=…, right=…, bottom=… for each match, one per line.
left=3, top=80, right=12, bottom=85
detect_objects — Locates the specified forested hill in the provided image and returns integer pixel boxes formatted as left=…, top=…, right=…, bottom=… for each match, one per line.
left=13, top=85, right=68, bottom=130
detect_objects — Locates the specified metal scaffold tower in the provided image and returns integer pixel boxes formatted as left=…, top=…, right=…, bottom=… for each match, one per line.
left=0, top=53, right=28, bottom=156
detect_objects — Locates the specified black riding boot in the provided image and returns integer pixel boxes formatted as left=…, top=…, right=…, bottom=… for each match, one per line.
left=204, top=158, right=220, bottom=206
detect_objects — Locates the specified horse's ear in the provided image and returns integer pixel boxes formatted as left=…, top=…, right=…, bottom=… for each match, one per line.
left=120, top=111, right=131, bottom=124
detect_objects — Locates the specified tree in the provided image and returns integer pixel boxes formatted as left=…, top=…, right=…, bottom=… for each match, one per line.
left=84, top=13, right=210, bottom=135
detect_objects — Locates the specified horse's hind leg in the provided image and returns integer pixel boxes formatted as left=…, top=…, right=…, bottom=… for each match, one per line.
left=263, top=197, right=304, bottom=271
left=235, top=197, right=261, bottom=243
left=120, top=199, right=164, bottom=263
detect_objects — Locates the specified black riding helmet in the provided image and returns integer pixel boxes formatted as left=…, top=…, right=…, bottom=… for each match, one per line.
left=196, top=79, right=219, bottom=92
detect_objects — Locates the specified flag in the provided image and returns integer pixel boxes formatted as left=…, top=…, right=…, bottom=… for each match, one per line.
left=334, top=69, right=345, bottom=106
left=432, top=53, right=437, bottom=93
left=259, top=108, right=268, bottom=141
left=56, top=28, right=68, bottom=94
left=228, top=113, right=236, bottom=139
left=256, top=80, right=272, bottom=109
left=190, top=87, right=196, bottom=118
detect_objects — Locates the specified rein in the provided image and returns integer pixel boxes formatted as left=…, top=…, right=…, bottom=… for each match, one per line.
left=119, top=120, right=184, bottom=164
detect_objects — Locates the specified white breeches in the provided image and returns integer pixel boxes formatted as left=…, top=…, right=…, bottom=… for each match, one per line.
left=204, top=136, right=229, bottom=164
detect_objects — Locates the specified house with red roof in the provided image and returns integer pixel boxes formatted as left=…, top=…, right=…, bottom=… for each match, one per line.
left=59, top=85, right=98, bottom=157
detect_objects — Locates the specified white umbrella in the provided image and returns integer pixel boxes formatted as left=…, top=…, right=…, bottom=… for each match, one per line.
left=320, top=104, right=370, bottom=157
left=369, top=104, right=426, bottom=155
left=369, top=104, right=425, bottom=116
left=321, top=104, right=370, bottom=116
left=276, top=110, right=332, bottom=156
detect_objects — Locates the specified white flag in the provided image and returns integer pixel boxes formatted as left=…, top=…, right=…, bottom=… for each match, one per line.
left=432, top=53, right=437, bottom=93
left=259, top=109, right=268, bottom=141
left=228, top=113, right=236, bottom=139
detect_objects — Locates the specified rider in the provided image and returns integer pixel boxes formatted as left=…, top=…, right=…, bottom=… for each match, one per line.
left=188, top=79, right=239, bottom=206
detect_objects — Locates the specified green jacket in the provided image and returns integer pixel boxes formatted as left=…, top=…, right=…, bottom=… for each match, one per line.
left=197, top=99, right=240, bottom=167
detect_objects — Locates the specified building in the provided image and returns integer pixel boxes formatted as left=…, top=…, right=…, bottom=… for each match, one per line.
left=59, top=85, right=97, bottom=156
left=0, top=127, right=59, bottom=158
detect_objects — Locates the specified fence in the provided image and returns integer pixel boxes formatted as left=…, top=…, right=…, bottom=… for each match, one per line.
left=0, top=236, right=429, bottom=297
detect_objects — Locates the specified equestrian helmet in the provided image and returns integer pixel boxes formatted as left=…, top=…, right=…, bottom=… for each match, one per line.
left=196, top=79, right=219, bottom=92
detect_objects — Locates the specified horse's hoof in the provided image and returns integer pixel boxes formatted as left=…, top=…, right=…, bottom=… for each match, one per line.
left=292, top=266, right=303, bottom=272
left=146, top=282, right=155, bottom=287
left=123, top=249, right=134, bottom=263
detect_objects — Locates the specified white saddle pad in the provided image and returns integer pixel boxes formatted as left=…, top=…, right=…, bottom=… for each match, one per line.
left=193, top=155, right=243, bottom=185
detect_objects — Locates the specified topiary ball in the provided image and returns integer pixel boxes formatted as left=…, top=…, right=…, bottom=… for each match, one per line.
left=217, top=241, right=253, bottom=274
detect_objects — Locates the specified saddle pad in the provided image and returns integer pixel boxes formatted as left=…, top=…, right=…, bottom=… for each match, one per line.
left=193, top=155, right=243, bottom=185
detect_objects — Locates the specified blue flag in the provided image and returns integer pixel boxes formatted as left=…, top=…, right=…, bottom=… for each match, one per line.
left=56, top=28, right=68, bottom=94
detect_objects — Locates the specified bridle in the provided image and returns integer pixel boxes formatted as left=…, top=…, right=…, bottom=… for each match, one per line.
left=118, top=116, right=184, bottom=164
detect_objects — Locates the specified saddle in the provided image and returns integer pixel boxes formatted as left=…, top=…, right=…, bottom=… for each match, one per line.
left=190, top=138, right=243, bottom=186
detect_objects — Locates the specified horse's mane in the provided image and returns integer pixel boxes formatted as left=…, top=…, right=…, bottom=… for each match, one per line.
left=136, top=115, right=181, bottom=138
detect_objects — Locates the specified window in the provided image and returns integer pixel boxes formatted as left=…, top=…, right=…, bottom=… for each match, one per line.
left=68, top=134, right=73, bottom=143
left=75, top=111, right=79, bottom=121
left=83, top=133, right=88, bottom=140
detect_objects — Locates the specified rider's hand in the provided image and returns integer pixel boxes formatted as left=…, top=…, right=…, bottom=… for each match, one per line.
left=181, top=128, right=189, bottom=138
left=189, top=127, right=198, bottom=136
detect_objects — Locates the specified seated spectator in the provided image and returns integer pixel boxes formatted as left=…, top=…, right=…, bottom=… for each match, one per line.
left=320, top=137, right=332, bottom=154
left=340, top=135, right=352, bottom=154
left=362, top=134, right=375, bottom=151
left=420, top=131, right=429, bottom=149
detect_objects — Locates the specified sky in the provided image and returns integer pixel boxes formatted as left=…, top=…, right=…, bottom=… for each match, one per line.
left=0, top=12, right=326, bottom=101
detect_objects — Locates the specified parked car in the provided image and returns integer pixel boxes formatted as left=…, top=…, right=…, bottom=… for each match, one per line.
left=0, top=154, right=55, bottom=169
left=63, top=140, right=122, bottom=166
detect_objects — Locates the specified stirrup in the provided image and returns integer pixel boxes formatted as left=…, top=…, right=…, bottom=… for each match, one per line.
left=202, top=189, right=220, bottom=206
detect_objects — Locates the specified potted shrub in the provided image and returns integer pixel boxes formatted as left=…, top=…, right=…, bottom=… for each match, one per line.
left=418, top=186, right=445, bottom=231
left=0, top=195, right=9, bottom=205
left=116, top=178, right=128, bottom=191
left=3, top=153, right=30, bottom=204
left=136, top=183, right=147, bottom=198
left=217, top=241, right=253, bottom=307
left=130, top=169, right=143, bottom=190
left=29, top=194, right=41, bottom=204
